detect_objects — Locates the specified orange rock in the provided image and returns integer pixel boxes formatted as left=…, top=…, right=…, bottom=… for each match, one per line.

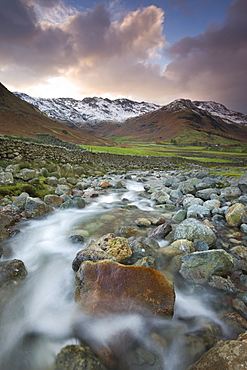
left=75, top=260, right=175, bottom=318
left=100, top=180, right=112, bottom=188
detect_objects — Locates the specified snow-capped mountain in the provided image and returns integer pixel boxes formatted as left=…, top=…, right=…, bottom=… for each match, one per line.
left=14, top=93, right=160, bottom=126
left=14, top=93, right=247, bottom=127
left=193, top=101, right=247, bottom=126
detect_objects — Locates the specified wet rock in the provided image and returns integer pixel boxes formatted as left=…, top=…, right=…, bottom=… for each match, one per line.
left=180, top=249, right=234, bottom=285
left=173, top=219, right=217, bottom=247
left=203, top=199, right=221, bottom=210
left=44, top=194, right=64, bottom=207
left=47, top=176, right=58, bottom=186
left=178, top=179, right=197, bottom=194
left=187, top=336, right=247, bottom=370
left=0, top=259, right=27, bottom=285
left=0, top=213, right=14, bottom=228
left=12, top=192, right=29, bottom=211
left=196, top=188, right=218, bottom=201
left=134, top=256, right=156, bottom=269
left=75, top=260, right=175, bottom=318
left=119, top=226, right=139, bottom=238
left=70, top=235, right=85, bottom=244
left=183, top=196, right=203, bottom=209
left=55, top=184, right=72, bottom=196
left=72, top=233, right=132, bottom=271
left=0, top=172, right=14, bottom=184
left=60, top=197, right=86, bottom=209
left=127, top=237, right=160, bottom=264
left=225, top=203, right=245, bottom=227
left=232, top=298, right=247, bottom=320
left=208, top=276, right=238, bottom=294
left=100, top=180, right=112, bottom=188
left=15, top=168, right=37, bottom=180
left=151, top=190, right=170, bottom=204
left=135, top=218, right=152, bottom=227
left=169, top=188, right=183, bottom=201
left=220, top=186, right=242, bottom=201
left=194, top=241, right=209, bottom=251
left=147, top=223, right=172, bottom=240
left=0, top=226, right=9, bottom=243
left=159, top=239, right=196, bottom=261
left=238, top=174, right=247, bottom=193
left=239, top=194, right=247, bottom=205
left=25, top=197, right=54, bottom=218
left=172, top=209, right=187, bottom=223
left=187, top=205, right=211, bottom=218
left=54, top=344, right=107, bottom=370
left=222, top=311, right=247, bottom=337
left=240, top=224, right=247, bottom=234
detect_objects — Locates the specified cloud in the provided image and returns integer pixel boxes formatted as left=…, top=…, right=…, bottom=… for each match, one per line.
left=164, top=0, right=247, bottom=111
left=0, top=1, right=166, bottom=94
left=1, top=0, right=246, bottom=113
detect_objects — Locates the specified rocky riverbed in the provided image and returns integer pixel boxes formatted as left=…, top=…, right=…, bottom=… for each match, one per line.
left=0, top=159, right=247, bottom=369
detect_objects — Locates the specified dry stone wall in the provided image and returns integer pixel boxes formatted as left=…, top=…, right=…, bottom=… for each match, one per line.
left=0, top=136, right=185, bottom=170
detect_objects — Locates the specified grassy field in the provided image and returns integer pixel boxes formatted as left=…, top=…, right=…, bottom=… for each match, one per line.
left=83, top=142, right=247, bottom=164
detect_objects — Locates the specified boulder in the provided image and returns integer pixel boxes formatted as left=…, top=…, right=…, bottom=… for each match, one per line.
left=72, top=233, right=132, bottom=271
left=0, top=259, right=27, bottom=286
left=127, top=237, right=160, bottom=264
left=187, top=205, right=211, bottom=218
left=0, top=213, right=14, bottom=228
left=0, top=226, right=9, bottom=243
left=178, top=179, right=197, bottom=194
left=100, top=180, right=112, bottom=188
left=0, top=172, right=14, bottom=185
left=187, top=336, right=247, bottom=370
left=75, top=260, right=175, bottom=318
left=147, top=223, right=172, bottom=240
left=12, top=192, right=29, bottom=211
left=55, top=184, right=72, bottom=196
left=159, top=239, right=196, bottom=260
left=173, top=219, right=217, bottom=247
left=60, top=197, right=86, bottom=209
left=44, top=194, right=64, bottom=207
left=238, top=174, right=247, bottom=193
left=54, top=344, right=107, bottom=370
left=196, top=188, right=218, bottom=201
left=15, top=168, right=37, bottom=180
left=225, top=203, right=245, bottom=227
left=220, top=186, right=242, bottom=201
left=151, top=190, right=170, bottom=204
left=179, top=249, right=234, bottom=285
left=25, top=197, right=54, bottom=218
left=183, top=196, right=203, bottom=209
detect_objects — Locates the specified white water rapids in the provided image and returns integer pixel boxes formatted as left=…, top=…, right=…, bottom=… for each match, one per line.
left=0, top=179, right=230, bottom=369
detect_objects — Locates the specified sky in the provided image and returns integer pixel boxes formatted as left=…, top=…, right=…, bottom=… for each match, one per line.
left=0, top=0, right=246, bottom=113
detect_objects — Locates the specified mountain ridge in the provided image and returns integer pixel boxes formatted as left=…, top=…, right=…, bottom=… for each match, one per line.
left=14, top=93, right=247, bottom=128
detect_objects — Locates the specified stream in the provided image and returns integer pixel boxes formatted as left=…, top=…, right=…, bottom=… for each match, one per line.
left=0, top=176, right=234, bottom=369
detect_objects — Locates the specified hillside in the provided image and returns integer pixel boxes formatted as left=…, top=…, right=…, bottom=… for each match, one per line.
left=0, top=83, right=113, bottom=146
left=91, top=99, right=247, bottom=144
left=14, top=92, right=160, bottom=126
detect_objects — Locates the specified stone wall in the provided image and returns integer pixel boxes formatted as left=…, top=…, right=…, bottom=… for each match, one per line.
left=0, top=136, right=195, bottom=170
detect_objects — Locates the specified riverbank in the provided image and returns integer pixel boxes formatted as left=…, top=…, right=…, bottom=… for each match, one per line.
left=0, top=149, right=247, bottom=369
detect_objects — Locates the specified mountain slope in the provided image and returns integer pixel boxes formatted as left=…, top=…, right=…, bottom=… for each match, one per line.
left=14, top=92, right=247, bottom=128
left=92, top=99, right=247, bottom=144
left=14, top=93, right=160, bottom=126
left=193, top=101, right=247, bottom=126
left=0, top=83, right=113, bottom=146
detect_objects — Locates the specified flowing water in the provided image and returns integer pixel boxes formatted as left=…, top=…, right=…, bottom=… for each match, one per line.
left=0, top=177, right=231, bottom=369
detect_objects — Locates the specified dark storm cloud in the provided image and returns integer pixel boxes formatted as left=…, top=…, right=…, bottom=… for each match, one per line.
left=0, top=0, right=165, bottom=91
left=0, top=0, right=38, bottom=41
left=164, top=0, right=247, bottom=111
left=36, top=0, right=63, bottom=7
